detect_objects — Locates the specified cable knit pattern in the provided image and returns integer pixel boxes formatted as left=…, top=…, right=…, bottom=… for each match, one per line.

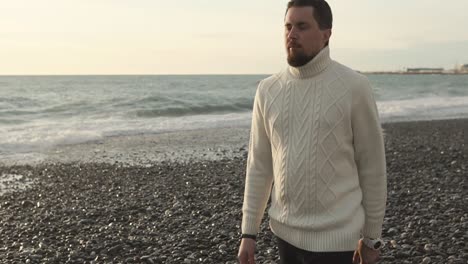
left=241, top=46, right=387, bottom=252
left=316, top=78, right=348, bottom=221
left=310, top=80, right=322, bottom=224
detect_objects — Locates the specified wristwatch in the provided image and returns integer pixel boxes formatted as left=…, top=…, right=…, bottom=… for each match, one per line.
left=362, top=238, right=384, bottom=250
left=240, top=234, right=257, bottom=241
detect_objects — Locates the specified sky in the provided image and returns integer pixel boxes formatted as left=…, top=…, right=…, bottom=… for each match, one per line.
left=1, top=0, right=467, bottom=75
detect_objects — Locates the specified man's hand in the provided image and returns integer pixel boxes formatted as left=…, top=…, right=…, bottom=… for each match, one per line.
left=353, top=239, right=381, bottom=264
left=238, top=238, right=256, bottom=264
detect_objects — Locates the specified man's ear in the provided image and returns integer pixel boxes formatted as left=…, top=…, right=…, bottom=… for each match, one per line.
left=323, top=29, right=332, bottom=44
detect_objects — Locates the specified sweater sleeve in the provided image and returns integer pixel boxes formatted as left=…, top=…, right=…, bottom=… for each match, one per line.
left=241, top=82, right=274, bottom=235
left=351, top=77, right=387, bottom=239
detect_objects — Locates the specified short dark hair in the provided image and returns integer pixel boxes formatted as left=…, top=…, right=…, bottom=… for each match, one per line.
left=286, top=0, right=333, bottom=30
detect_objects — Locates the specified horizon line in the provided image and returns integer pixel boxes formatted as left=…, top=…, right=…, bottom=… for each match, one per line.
left=0, top=73, right=274, bottom=77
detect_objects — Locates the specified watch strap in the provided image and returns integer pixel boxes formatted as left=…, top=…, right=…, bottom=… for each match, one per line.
left=240, top=234, right=257, bottom=241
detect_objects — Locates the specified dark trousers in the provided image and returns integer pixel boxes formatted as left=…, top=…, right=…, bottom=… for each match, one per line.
left=277, top=236, right=354, bottom=264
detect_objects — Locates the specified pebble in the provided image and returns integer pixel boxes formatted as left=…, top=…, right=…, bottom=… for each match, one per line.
left=422, top=257, right=431, bottom=264
left=424, top=244, right=432, bottom=252
left=387, top=227, right=398, bottom=235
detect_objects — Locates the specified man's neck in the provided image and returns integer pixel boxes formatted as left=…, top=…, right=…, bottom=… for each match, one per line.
left=288, top=46, right=331, bottom=79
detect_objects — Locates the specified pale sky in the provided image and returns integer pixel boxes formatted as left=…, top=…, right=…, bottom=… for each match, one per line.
left=1, top=0, right=467, bottom=75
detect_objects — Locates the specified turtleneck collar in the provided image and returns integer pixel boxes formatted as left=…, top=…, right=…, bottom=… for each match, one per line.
left=288, top=46, right=332, bottom=79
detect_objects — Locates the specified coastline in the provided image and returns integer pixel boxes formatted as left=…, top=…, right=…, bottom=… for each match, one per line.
left=0, top=126, right=251, bottom=167
left=1, top=116, right=467, bottom=167
left=0, top=118, right=467, bottom=263
left=363, top=72, right=468, bottom=75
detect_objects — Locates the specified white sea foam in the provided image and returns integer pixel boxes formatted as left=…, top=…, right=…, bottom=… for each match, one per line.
left=0, top=112, right=252, bottom=154
left=378, top=96, right=468, bottom=121
left=2, top=95, right=467, bottom=156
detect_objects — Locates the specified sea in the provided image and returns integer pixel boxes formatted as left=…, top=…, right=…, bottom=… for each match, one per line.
left=1, top=74, right=468, bottom=158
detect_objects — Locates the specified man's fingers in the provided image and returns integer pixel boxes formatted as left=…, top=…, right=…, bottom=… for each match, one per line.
left=248, top=252, right=255, bottom=264
left=352, top=250, right=359, bottom=264
left=237, top=250, right=254, bottom=264
left=238, top=251, right=247, bottom=264
left=360, top=255, right=368, bottom=264
left=238, top=239, right=256, bottom=264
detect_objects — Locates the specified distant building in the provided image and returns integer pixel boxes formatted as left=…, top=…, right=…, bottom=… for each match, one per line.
left=406, top=68, right=444, bottom=74
left=461, top=64, right=468, bottom=72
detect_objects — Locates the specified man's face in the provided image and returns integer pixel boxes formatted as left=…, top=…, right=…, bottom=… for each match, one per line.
left=284, top=6, right=331, bottom=67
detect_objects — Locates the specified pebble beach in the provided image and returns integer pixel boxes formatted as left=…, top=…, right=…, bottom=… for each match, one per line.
left=0, top=118, right=467, bottom=263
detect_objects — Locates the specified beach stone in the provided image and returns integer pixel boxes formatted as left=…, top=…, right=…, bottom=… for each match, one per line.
left=107, top=245, right=123, bottom=255
left=424, top=244, right=432, bottom=252
left=29, top=254, right=42, bottom=260
left=395, top=251, right=411, bottom=259
left=21, top=200, right=35, bottom=207
left=387, top=227, right=398, bottom=235
left=400, top=232, right=408, bottom=239
left=78, top=219, right=95, bottom=225
left=218, top=244, right=227, bottom=251
left=421, top=257, right=431, bottom=264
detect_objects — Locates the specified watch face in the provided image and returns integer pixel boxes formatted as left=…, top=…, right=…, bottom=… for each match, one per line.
left=374, top=241, right=382, bottom=249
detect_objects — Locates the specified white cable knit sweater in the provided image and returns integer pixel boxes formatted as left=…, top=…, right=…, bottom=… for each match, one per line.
left=241, top=46, right=387, bottom=252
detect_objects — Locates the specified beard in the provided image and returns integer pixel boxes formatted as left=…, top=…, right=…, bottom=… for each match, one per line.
left=287, top=48, right=315, bottom=67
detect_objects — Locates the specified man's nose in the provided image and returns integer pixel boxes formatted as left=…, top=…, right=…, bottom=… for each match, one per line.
left=287, top=27, right=298, bottom=40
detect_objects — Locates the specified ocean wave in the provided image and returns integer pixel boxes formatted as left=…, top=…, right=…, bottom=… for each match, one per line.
left=378, top=95, right=468, bottom=121
left=0, top=118, right=28, bottom=125
left=0, top=112, right=252, bottom=154
left=134, top=100, right=254, bottom=118
left=0, top=109, right=38, bottom=117
left=0, top=96, right=44, bottom=108
left=0, top=126, right=104, bottom=154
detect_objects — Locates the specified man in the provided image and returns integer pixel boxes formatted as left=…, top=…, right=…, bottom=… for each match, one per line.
left=237, top=0, right=387, bottom=264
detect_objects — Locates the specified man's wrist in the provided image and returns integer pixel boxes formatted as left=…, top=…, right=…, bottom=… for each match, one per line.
left=362, top=237, right=384, bottom=250
left=240, top=234, right=257, bottom=241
